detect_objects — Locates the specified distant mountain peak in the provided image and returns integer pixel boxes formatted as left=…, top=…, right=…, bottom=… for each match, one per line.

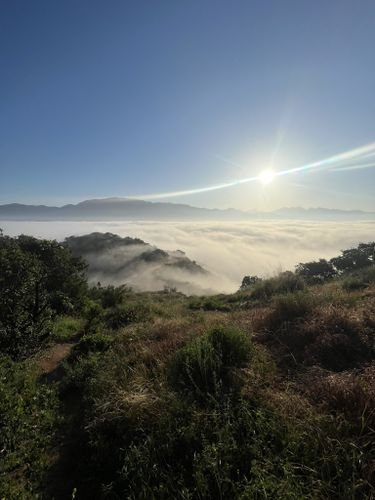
left=0, top=198, right=374, bottom=221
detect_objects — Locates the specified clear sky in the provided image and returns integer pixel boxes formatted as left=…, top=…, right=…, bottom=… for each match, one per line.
left=1, top=0, right=375, bottom=210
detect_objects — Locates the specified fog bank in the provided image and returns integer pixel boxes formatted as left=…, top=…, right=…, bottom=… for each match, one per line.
left=2, top=220, right=374, bottom=293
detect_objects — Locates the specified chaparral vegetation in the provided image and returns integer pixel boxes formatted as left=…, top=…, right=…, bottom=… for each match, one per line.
left=1, top=231, right=374, bottom=499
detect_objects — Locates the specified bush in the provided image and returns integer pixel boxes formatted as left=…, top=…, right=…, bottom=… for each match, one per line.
left=51, top=315, right=83, bottom=342
left=330, top=242, right=375, bottom=273
left=74, top=332, right=114, bottom=356
left=266, top=305, right=374, bottom=372
left=240, top=275, right=261, bottom=289
left=88, top=284, right=130, bottom=309
left=62, top=352, right=102, bottom=392
left=104, top=303, right=150, bottom=329
left=307, top=367, right=375, bottom=436
left=342, top=266, right=375, bottom=291
left=342, top=277, right=367, bottom=291
left=0, top=232, right=87, bottom=359
left=271, top=291, right=313, bottom=325
left=250, top=272, right=305, bottom=301
left=0, top=356, right=58, bottom=497
left=295, top=259, right=337, bottom=284
left=188, top=296, right=232, bottom=312
left=168, top=326, right=251, bottom=400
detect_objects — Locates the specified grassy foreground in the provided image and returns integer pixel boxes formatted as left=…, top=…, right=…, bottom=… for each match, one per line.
left=1, top=278, right=375, bottom=498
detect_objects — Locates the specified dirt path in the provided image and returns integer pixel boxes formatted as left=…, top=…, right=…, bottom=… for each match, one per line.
left=37, top=343, right=74, bottom=379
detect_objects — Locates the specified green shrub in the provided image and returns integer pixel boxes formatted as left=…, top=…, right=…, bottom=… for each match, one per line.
left=168, top=326, right=251, bottom=400
left=360, top=265, right=375, bottom=283
left=251, top=272, right=305, bottom=301
left=51, top=315, right=83, bottom=342
left=342, top=265, right=375, bottom=291
left=342, top=277, right=367, bottom=291
left=295, top=258, right=337, bottom=284
left=271, top=291, right=313, bottom=324
left=74, top=332, right=114, bottom=356
left=62, top=352, right=102, bottom=392
left=104, top=303, right=150, bottom=329
left=0, top=356, right=58, bottom=496
left=188, top=296, right=232, bottom=312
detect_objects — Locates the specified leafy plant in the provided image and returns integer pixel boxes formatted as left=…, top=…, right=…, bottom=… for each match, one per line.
left=168, top=326, right=251, bottom=400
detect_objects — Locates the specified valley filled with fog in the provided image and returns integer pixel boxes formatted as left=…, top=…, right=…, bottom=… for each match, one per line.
left=2, top=219, right=374, bottom=294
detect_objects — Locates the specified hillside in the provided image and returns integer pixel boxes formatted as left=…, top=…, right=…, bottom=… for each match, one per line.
left=63, top=232, right=209, bottom=294
left=0, top=232, right=374, bottom=499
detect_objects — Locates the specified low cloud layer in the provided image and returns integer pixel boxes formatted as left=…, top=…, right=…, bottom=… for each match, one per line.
left=2, top=220, right=375, bottom=294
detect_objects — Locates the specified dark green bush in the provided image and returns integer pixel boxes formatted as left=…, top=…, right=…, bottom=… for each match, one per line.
left=168, top=326, right=251, bottom=400
left=188, top=296, right=232, bottom=312
left=342, top=266, right=375, bottom=291
left=104, top=303, right=150, bottom=329
left=342, top=277, right=367, bottom=291
left=295, top=258, right=337, bottom=284
left=62, top=352, right=102, bottom=392
left=330, top=242, right=375, bottom=273
left=0, top=232, right=87, bottom=359
left=271, top=291, right=313, bottom=324
left=74, top=332, right=114, bottom=356
left=0, top=356, right=58, bottom=497
left=250, top=272, right=305, bottom=301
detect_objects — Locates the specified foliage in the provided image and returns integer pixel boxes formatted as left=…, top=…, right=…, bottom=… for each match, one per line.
left=0, top=355, right=58, bottom=497
left=261, top=304, right=374, bottom=372
left=51, top=315, right=84, bottom=342
left=342, top=265, right=375, bottom=291
left=88, top=283, right=130, bottom=308
left=168, top=326, right=251, bottom=400
left=16, top=234, right=87, bottom=314
left=104, top=303, right=151, bottom=329
left=240, top=275, right=261, bottom=289
left=250, top=271, right=305, bottom=301
left=0, top=233, right=86, bottom=359
left=330, top=242, right=375, bottom=273
left=296, top=258, right=337, bottom=284
left=188, top=295, right=232, bottom=312
left=269, top=291, right=313, bottom=325
left=1, top=232, right=375, bottom=499
left=74, top=332, right=114, bottom=356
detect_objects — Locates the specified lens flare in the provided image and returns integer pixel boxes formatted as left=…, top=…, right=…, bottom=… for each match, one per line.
left=127, top=141, right=375, bottom=200
left=258, top=169, right=275, bottom=185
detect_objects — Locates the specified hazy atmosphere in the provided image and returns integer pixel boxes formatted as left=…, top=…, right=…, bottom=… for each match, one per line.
left=1, top=2, right=375, bottom=498
left=1, top=1, right=375, bottom=210
left=3, top=219, right=374, bottom=293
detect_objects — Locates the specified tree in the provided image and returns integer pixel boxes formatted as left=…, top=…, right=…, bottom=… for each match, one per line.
left=0, top=233, right=87, bottom=359
left=295, top=259, right=337, bottom=284
left=330, top=243, right=375, bottom=273
left=240, top=275, right=261, bottom=289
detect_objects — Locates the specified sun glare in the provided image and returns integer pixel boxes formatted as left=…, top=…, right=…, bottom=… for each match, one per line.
left=258, top=169, right=275, bottom=185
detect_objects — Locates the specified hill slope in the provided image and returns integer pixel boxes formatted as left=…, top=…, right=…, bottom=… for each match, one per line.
left=63, top=232, right=210, bottom=294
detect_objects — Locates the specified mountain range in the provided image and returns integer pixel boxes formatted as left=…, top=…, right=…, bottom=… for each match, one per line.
left=1, top=198, right=374, bottom=220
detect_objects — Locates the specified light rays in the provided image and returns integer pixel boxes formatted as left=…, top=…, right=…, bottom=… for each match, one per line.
left=128, top=141, right=375, bottom=200
left=331, top=162, right=375, bottom=172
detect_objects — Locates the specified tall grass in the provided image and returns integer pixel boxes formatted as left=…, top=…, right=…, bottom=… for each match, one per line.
left=168, top=326, right=251, bottom=400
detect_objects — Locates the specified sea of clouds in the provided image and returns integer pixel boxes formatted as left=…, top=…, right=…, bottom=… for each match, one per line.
left=2, top=220, right=375, bottom=294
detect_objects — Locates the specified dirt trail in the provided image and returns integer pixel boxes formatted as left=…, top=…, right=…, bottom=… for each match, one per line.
left=37, top=343, right=74, bottom=376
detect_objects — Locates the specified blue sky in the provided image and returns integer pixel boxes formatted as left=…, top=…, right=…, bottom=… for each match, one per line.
left=1, top=0, right=375, bottom=210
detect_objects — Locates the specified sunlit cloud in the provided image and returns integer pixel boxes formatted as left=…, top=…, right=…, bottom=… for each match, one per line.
left=2, top=220, right=375, bottom=294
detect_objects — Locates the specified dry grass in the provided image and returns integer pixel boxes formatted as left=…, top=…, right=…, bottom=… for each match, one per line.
left=304, top=365, right=375, bottom=435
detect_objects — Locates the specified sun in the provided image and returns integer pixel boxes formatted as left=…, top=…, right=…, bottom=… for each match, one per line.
left=258, top=169, right=275, bottom=185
